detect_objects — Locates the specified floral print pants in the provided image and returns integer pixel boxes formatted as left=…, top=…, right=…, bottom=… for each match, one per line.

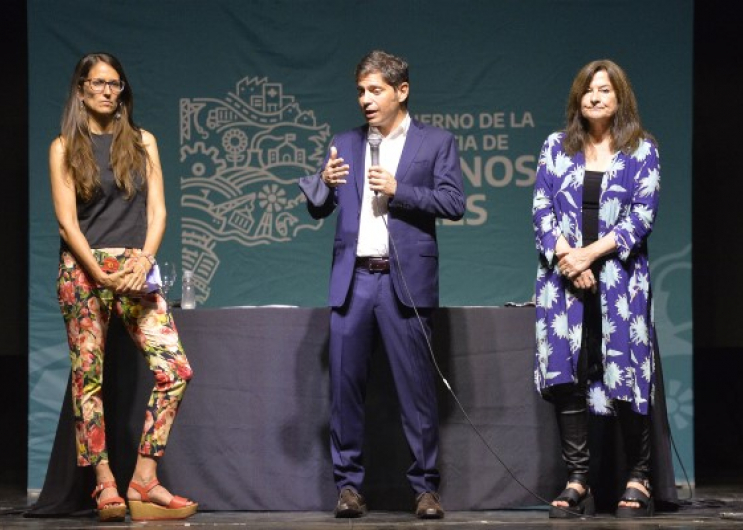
left=57, top=248, right=193, bottom=467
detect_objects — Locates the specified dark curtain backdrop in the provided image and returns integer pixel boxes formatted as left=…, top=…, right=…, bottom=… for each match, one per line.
left=0, top=0, right=28, bottom=492
left=691, top=1, right=743, bottom=483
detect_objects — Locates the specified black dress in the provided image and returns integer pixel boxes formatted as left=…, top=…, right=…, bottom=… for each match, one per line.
left=578, top=170, right=604, bottom=385
left=580, top=171, right=678, bottom=511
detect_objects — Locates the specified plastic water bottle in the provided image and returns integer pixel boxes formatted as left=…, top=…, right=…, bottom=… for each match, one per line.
left=181, top=270, right=196, bottom=309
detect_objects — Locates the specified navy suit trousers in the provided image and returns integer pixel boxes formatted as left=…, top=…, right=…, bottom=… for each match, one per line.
left=329, top=266, right=441, bottom=495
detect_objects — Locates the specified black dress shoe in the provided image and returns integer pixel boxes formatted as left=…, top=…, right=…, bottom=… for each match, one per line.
left=415, top=492, right=444, bottom=519
left=334, top=487, right=367, bottom=518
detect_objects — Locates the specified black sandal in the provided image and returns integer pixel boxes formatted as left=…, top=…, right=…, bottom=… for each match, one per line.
left=549, top=483, right=595, bottom=518
left=615, top=479, right=654, bottom=518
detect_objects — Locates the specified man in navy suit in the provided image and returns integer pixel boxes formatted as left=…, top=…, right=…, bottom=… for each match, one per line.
left=299, top=50, right=465, bottom=519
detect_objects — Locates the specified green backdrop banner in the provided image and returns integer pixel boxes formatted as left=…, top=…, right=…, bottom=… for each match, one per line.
left=28, top=0, right=693, bottom=492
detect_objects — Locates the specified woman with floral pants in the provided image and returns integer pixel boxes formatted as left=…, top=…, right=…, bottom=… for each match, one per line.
left=50, top=53, right=196, bottom=522
left=58, top=249, right=192, bottom=466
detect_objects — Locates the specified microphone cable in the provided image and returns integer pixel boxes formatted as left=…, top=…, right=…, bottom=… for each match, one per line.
left=383, top=208, right=691, bottom=515
left=378, top=213, right=580, bottom=515
left=670, top=426, right=693, bottom=501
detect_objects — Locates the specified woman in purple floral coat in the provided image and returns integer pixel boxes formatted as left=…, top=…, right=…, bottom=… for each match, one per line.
left=532, top=60, right=661, bottom=519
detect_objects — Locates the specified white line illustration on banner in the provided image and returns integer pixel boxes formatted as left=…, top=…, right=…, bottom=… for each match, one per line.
left=652, top=243, right=693, bottom=432
left=179, top=77, right=331, bottom=304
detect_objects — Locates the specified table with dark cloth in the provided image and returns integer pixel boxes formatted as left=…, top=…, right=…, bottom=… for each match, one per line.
left=29, top=306, right=677, bottom=515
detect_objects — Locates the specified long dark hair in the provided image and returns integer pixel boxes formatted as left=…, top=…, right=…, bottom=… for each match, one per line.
left=60, top=52, right=148, bottom=201
left=563, top=59, right=652, bottom=156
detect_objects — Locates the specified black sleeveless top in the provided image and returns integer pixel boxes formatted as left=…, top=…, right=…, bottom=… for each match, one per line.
left=578, top=170, right=605, bottom=381
left=64, top=133, right=148, bottom=250
left=582, top=170, right=603, bottom=245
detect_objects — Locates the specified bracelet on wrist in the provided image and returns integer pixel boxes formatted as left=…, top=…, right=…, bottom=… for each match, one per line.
left=135, top=255, right=153, bottom=274
left=140, top=252, right=157, bottom=266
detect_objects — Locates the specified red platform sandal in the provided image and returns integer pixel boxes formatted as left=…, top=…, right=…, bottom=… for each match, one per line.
left=127, top=478, right=197, bottom=521
left=91, top=481, right=126, bottom=522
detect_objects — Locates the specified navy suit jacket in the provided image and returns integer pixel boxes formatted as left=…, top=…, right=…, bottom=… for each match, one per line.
left=299, top=119, right=465, bottom=308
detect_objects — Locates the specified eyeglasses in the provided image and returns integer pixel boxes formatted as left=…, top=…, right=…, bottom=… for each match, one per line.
left=83, top=78, right=126, bottom=94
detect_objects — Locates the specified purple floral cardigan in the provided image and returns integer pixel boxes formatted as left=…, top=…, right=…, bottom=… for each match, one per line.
left=532, top=132, right=661, bottom=415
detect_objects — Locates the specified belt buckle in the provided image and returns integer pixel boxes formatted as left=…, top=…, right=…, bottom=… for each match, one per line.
left=368, top=257, right=388, bottom=272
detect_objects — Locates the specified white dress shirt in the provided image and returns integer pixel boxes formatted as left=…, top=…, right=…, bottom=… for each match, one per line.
left=356, top=113, right=411, bottom=258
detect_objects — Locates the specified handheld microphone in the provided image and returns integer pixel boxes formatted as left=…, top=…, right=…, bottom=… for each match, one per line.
left=368, top=131, right=382, bottom=195
left=368, top=131, right=382, bottom=165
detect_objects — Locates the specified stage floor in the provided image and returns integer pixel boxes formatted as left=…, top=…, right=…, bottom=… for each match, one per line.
left=3, top=484, right=743, bottom=529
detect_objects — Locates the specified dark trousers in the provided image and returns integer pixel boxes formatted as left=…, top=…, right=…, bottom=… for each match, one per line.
left=328, top=267, right=440, bottom=494
left=553, top=284, right=650, bottom=485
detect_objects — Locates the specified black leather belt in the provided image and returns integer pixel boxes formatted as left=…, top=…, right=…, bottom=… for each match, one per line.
left=356, top=256, right=390, bottom=273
